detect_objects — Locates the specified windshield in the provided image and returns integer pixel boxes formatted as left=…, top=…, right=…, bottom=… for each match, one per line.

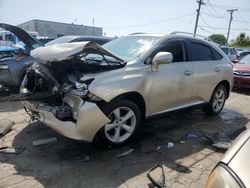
left=241, top=54, right=250, bottom=65
left=103, top=35, right=160, bottom=62
left=45, top=36, right=77, bottom=46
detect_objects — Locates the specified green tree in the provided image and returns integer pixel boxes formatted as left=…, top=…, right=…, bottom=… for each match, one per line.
left=208, top=34, right=227, bottom=45
left=230, top=33, right=250, bottom=47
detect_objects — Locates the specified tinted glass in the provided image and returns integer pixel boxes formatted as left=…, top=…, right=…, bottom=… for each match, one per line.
left=160, top=42, right=184, bottom=62
left=191, top=42, right=213, bottom=61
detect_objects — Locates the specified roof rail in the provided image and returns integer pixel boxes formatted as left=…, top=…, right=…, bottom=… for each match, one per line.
left=170, top=31, right=212, bottom=42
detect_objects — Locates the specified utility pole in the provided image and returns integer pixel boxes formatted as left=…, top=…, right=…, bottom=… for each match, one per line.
left=226, top=9, right=237, bottom=44
left=194, top=0, right=205, bottom=35
left=92, top=16, right=95, bottom=35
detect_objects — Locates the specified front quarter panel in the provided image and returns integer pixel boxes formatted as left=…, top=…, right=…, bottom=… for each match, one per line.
left=88, top=66, right=150, bottom=108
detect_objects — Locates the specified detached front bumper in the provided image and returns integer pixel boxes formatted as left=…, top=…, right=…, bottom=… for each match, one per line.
left=234, top=76, right=250, bottom=88
left=23, top=95, right=110, bottom=142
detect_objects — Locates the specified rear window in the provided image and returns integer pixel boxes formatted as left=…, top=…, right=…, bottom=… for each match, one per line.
left=191, top=42, right=213, bottom=61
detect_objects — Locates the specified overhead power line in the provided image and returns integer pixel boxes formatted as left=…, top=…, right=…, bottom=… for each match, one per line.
left=208, top=2, right=250, bottom=12
left=199, top=25, right=250, bottom=31
left=104, top=13, right=195, bottom=30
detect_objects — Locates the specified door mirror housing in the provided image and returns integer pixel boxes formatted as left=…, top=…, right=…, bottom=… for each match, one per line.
left=151, top=52, right=173, bottom=71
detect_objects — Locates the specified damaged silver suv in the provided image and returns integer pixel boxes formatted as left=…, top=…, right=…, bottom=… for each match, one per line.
left=21, top=32, right=233, bottom=145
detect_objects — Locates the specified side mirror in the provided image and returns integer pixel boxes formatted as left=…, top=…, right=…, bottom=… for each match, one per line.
left=151, top=52, right=173, bottom=71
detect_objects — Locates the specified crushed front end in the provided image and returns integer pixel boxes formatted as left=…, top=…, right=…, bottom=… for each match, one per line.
left=19, top=42, right=125, bottom=141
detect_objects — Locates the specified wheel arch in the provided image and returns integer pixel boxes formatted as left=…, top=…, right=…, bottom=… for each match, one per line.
left=214, top=80, right=231, bottom=99
left=99, top=91, right=146, bottom=121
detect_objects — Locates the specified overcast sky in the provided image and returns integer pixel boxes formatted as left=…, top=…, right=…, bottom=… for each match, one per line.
left=0, top=0, right=249, bottom=41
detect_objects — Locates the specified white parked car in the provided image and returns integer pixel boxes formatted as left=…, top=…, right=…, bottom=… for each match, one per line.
left=21, top=32, right=233, bottom=145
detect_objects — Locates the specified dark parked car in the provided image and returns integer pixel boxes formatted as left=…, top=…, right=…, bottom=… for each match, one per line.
left=0, top=23, right=43, bottom=91
left=233, top=54, right=250, bottom=88
left=0, top=23, right=112, bottom=91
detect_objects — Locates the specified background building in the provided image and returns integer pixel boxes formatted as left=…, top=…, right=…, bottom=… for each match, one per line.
left=17, top=19, right=102, bottom=38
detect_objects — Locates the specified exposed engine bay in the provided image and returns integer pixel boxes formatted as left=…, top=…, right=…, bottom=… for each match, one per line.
left=2, top=42, right=125, bottom=121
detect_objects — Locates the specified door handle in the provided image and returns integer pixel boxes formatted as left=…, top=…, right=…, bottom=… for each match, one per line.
left=215, top=67, right=221, bottom=72
left=184, top=70, right=193, bottom=76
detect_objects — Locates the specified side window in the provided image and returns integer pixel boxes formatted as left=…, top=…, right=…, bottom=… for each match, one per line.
left=212, top=48, right=223, bottom=60
left=191, top=42, right=213, bottom=61
left=160, top=41, right=184, bottom=62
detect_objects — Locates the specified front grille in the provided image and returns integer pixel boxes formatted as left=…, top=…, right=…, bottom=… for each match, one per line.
left=233, top=71, right=250, bottom=77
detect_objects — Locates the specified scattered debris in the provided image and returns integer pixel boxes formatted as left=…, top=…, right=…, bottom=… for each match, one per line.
left=157, top=146, right=161, bottom=150
left=198, top=162, right=203, bottom=170
left=32, top=137, right=58, bottom=146
left=185, top=133, right=198, bottom=139
left=0, top=119, right=15, bottom=135
left=203, top=126, right=246, bottom=149
left=147, top=165, right=166, bottom=188
left=0, top=147, right=25, bottom=154
left=0, top=146, right=8, bottom=150
left=83, top=155, right=90, bottom=161
left=166, top=142, right=174, bottom=148
left=213, top=142, right=232, bottom=149
left=117, top=148, right=134, bottom=158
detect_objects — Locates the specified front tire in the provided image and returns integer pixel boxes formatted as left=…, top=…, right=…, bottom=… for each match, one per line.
left=98, top=100, right=141, bottom=146
left=206, top=85, right=227, bottom=115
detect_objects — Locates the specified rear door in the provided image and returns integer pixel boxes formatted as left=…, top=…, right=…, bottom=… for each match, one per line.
left=189, top=40, right=220, bottom=103
left=149, top=39, right=193, bottom=115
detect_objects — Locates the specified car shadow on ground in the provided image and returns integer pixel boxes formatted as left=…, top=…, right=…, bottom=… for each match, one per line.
left=232, top=88, right=250, bottom=95
left=0, top=107, right=249, bottom=187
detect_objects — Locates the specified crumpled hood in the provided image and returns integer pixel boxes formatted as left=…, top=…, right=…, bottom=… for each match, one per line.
left=0, top=23, right=43, bottom=50
left=30, top=41, right=124, bottom=63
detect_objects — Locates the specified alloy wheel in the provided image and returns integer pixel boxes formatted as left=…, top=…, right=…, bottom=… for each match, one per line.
left=212, top=88, right=225, bottom=113
left=104, top=107, right=136, bottom=143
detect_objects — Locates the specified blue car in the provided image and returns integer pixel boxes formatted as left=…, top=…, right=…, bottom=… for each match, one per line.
left=0, top=23, right=43, bottom=91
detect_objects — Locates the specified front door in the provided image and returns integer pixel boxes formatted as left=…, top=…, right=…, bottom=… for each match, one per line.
left=149, top=40, right=193, bottom=115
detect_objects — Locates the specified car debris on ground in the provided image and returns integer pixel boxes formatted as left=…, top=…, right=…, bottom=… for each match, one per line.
left=117, top=148, right=134, bottom=158
left=203, top=126, right=246, bottom=149
left=147, top=165, right=166, bottom=188
left=0, top=119, right=15, bottom=135
left=0, top=146, right=25, bottom=154
left=32, top=137, right=58, bottom=146
left=166, top=142, right=174, bottom=148
left=185, top=132, right=198, bottom=139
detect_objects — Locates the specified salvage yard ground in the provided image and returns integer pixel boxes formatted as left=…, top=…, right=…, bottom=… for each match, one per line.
left=0, top=90, right=250, bottom=188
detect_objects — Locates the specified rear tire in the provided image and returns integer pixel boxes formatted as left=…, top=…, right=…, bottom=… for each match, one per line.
left=97, top=100, right=141, bottom=146
left=206, top=85, right=227, bottom=115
